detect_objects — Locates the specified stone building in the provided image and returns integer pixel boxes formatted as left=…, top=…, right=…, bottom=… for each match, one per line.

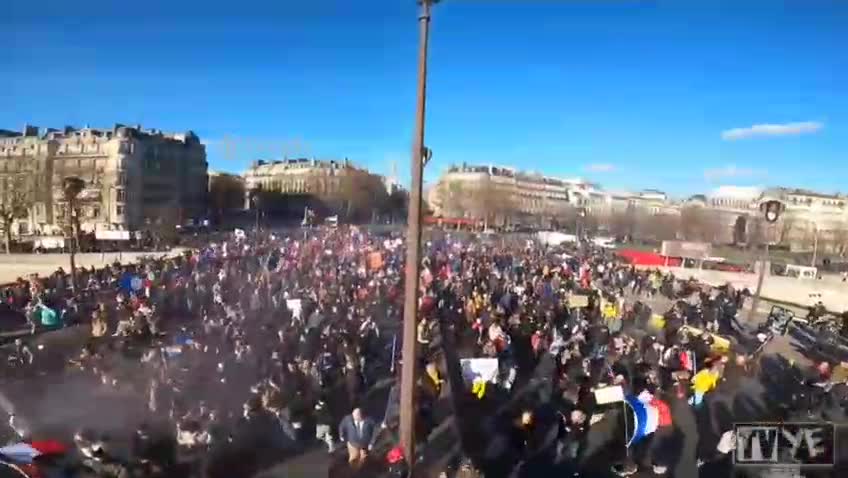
left=242, top=158, right=387, bottom=220
left=427, top=164, right=573, bottom=227
left=427, top=164, right=677, bottom=229
left=0, top=124, right=208, bottom=235
left=682, top=186, right=848, bottom=252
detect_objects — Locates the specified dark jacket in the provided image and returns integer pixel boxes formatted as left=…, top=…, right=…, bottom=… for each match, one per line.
left=338, top=415, right=379, bottom=450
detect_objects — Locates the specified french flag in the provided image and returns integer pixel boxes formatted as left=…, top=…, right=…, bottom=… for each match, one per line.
left=0, top=441, right=67, bottom=464
left=625, top=393, right=672, bottom=446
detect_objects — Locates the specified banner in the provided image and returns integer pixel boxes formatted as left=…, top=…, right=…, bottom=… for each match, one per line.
left=661, top=240, right=712, bottom=260
left=569, top=295, right=590, bottom=308
left=460, top=358, right=499, bottom=385
left=593, top=385, right=624, bottom=405
left=368, top=252, right=384, bottom=271
left=286, top=299, right=303, bottom=320
left=95, top=230, right=131, bottom=241
left=39, top=307, right=59, bottom=327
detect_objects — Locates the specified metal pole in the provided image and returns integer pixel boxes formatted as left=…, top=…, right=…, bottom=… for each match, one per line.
left=748, top=242, right=769, bottom=323
left=812, top=225, right=818, bottom=267
left=68, top=200, right=78, bottom=292
left=400, top=0, right=433, bottom=468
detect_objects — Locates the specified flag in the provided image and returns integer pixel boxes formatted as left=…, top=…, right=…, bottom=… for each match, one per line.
left=625, top=395, right=660, bottom=446
left=0, top=441, right=67, bottom=464
left=39, top=307, right=59, bottom=327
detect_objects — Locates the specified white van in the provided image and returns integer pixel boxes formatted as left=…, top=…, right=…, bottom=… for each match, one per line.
left=592, top=236, right=616, bottom=249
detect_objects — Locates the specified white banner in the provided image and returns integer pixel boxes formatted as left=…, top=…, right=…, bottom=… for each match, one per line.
left=460, top=358, right=499, bottom=384
left=95, top=230, right=131, bottom=240
left=286, top=299, right=302, bottom=320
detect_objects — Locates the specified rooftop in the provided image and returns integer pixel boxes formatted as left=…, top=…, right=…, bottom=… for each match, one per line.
left=707, top=186, right=764, bottom=200
left=247, top=157, right=372, bottom=174
left=0, top=123, right=200, bottom=144
left=775, top=187, right=844, bottom=200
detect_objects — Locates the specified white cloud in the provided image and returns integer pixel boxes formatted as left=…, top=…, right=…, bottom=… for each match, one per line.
left=721, top=121, right=823, bottom=141
left=585, top=163, right=616, bottom=173
left=703, top=164, right=765, bottom=181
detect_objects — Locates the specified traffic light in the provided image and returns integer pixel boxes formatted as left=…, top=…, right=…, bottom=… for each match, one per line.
left=760, top=200, right=784, bottom=223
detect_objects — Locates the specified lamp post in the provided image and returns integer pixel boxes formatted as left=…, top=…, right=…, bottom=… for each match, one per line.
left=577, top=207, right=587, bottom=240
left=748, top=199, right=784, bottom=322
left=250, top=189, right=261, bottom=232
left=400, top=0, right=437, bottom=469
left=63, top=177, right=85, bottom=292
left=811, top=222, right=819, bottom=268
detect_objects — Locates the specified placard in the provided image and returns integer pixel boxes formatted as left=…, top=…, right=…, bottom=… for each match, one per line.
left=569, top=295, right=590, bottom=308
left=460, top=358, right=499, bottom=385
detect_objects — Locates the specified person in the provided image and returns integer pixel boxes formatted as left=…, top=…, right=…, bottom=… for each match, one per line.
left=12, top=339, right=34, bottom=366
left=91, top=309, right=109, bottom=337
left=338, top=407, right=379, bottom=468
left=690, top=359, right=721, bottom=407
left=314, top=399, right=335, bottom=452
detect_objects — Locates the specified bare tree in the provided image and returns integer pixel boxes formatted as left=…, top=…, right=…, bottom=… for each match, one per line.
left=776, top=214, right=796, bottom=247
left=679, top=206, right=705, bottom=241
left=546, top=201, right=576, bottom=230
left=466, top=177, right=503, bottom=229
left=208, top=173, right=245, bottom=222
left=144, top=204, right=181, bottom=248
left=678, top=206, right=723, bottom=243
left=832, top=224, right=848, bottom=258
left=336, top=175, right=385, bottom=223
left=608, top=209, right=637, bottom=239
left=0, top=175, right=33, bottom=254
left=441, top=180, right=469, bottom=219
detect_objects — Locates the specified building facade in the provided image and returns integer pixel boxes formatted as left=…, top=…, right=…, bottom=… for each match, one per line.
left=427, top=164, right=573, bottom=227
left=242, top=158, right=387, bottom=220
left=428, top=164, right=677, bottom=229
left=681, top=186, right=848, bottom=252
left=769, top=188, right=848, bottom=253
left=0, top=124, right=208, bottom=236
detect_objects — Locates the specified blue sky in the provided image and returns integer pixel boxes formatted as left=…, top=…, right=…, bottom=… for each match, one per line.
left=2, top=0, right=846, bottom=197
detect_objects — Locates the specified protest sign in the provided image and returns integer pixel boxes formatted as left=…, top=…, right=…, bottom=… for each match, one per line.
left=460, top=358, right=499, bottom=385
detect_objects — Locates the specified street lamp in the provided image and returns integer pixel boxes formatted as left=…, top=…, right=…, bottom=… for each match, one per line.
left=63, top=176, right=85, bottom=292
left=748, top=199, right=784, bottom=322
left=249, top=188, right=262, bottom=233
left=577, top=207, right=587, bottom=239
left=400, top=0, right=438, bottom=469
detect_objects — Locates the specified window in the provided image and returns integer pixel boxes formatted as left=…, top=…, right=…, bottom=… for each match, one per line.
left=91, top=206, right=100, bottom=218
left=116, top=205, right=124, bottom=216
left=117, top=172, right=126, bottom=185
left=116, top=189, right=125, bottom=202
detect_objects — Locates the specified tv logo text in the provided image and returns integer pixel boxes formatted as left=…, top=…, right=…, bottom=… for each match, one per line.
left=734, top=422, right=834, bottom=467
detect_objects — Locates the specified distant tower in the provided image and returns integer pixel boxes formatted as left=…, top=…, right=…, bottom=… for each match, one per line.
left=387, top=160, right=399, bottom=192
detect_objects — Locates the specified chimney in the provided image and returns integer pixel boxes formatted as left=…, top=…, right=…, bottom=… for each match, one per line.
left=22, top=124, right=39, bottom=137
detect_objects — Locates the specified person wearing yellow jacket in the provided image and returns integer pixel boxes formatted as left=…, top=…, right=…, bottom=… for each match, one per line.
left=471, top=378, right=486, bottom=400
left=690, top=362, right=721, bottom=407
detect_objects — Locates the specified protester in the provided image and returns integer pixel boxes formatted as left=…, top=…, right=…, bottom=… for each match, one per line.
left=1, top=226, right=843, bottom=478
left=338, top=407, right=379, bottom=468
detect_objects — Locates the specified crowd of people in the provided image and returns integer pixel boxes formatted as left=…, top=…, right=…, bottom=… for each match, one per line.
left=1, top=227, right=847, bottom=478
